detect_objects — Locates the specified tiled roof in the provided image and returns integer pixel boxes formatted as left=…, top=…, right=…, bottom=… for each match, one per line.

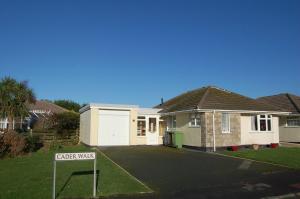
left=27, top=100, right=68, bottom=113
left=155, top=86, right=281, bottom=113
left=257, top=93, right=300, bottom=114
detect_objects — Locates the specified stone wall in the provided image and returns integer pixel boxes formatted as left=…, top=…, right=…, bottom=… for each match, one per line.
left=205, top=112, right=241, bottom=147
left=200, top=113, right=206, bottom=147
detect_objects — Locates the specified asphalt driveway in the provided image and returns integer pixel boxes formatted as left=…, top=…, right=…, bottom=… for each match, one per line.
left=100, top=146, right=300, bottom=199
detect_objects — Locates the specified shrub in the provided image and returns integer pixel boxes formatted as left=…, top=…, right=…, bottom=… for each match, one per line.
left=0, top=133, right=6, bottom=158
left=49, top=140, right=63, bottom=151
left=2, top=130, right=28, bottom=157
left=26, top=135, right=43, bottom=152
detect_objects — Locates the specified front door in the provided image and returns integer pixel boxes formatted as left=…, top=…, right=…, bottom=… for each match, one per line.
left=147, top=117, right=158, bottom=145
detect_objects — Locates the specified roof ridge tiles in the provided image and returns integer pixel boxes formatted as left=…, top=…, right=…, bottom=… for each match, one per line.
left=197, top=87, right=210, bottom=109
left=286, top=94, right=300, bottom=113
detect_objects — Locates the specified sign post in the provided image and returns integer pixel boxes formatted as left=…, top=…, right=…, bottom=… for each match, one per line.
left=52, top=152, right=97, bottom=199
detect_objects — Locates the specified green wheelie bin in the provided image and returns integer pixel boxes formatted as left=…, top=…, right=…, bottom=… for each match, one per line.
left=172, top=131, right=183, bottom=149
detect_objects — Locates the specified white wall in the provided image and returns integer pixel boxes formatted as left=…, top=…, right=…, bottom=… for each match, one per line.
left=80, top=109, right=91, bottom=145
left=241, top=115, right=279, bottom=145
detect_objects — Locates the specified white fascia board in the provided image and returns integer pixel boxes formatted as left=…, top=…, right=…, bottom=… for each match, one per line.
left=79, top=103, right=139, bottom=113
left=160, top=108, right=291, bottom=115
left=138, top=108, right=162, bottom=115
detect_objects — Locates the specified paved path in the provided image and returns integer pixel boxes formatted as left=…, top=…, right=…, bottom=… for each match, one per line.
left=100, top=146, right=300, bottom=199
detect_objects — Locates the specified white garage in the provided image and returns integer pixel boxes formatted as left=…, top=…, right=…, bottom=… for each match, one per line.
left=79, top=103, right=163, bottom=146
left=98, top=110, right=130, bottom=146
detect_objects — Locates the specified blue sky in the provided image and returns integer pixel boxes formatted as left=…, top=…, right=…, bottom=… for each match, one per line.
left=1, top=0, right=299, bottom=107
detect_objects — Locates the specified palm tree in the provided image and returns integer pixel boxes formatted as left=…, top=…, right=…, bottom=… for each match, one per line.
left=0, top=77, right=36, bottom=130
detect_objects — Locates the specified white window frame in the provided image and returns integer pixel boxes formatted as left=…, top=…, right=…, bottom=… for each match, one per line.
left=286, top=117, right=300, bottom=127
left=189, top=113, right=201, bottom=128
left=251, top=114, right=272, bottom=132
left=221, top=113, right=230, bottom=133
left=0, top=118, right=8, bottom=129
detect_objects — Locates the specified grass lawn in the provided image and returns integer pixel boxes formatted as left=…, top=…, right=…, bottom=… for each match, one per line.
left=0, top=145, right=150, bottom=199
left=222, top=147, right=300, bottom=169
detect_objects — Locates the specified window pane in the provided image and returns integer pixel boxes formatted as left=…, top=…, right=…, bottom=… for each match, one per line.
left=172, top=116, right=176, bottom=129
left=138, top=116, right=145, bottom=120
left=159, top=121, right=166, bottom=136
left=190, top=119, right=195, bottom=126
left=260, top=119, right=266, bottom=131
left=196, top=118, right=201, bottom=126
left=260, top=115, right=266, bottom=118
left=251, top=116, right=258, bottom=131
left=267, top=119, right=271, bottom=131
left=137, top=120, right=146, bottom=136
left=149, top=118, right=157, bottom=132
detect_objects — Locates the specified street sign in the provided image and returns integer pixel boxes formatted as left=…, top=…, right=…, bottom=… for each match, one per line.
left=52, top=152, right=97, bottom=199
left=55, top=152, right=96, bottom=161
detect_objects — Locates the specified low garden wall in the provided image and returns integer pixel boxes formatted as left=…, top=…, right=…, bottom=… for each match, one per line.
left=32, top=129, right=79, bottom=145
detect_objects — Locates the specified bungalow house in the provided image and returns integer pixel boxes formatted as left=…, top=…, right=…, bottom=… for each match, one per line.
left=0, top=100, right=67, bottom=131
left=79, top=86, right=288, bottom=151
left=257, top=93, right=300, bottom=143
left=155, top=86, right=288, bottom=151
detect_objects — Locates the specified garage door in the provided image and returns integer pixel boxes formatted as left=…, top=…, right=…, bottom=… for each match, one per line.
left=98, top=110, right=130, bottom=146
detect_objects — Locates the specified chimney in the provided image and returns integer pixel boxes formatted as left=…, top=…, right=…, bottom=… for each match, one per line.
left=161, top=98, right=164, bottom=105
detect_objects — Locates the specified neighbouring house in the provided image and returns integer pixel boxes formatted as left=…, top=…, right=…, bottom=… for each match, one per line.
left=0, top=100, right=67, bottom=131
left=155, top=86, right=288, bottom=151
left=257, top=93, right=300, bottom=143
left=79, top=104, right=164, bottom=146
left=79, top=86, right=289, bottom=150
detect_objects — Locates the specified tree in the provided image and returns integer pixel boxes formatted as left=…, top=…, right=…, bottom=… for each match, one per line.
left=0, top=77, right=36, bottom=130
left=51, top=111, right=80, bottom=132
left=53, top=100, right=81, bottom=112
